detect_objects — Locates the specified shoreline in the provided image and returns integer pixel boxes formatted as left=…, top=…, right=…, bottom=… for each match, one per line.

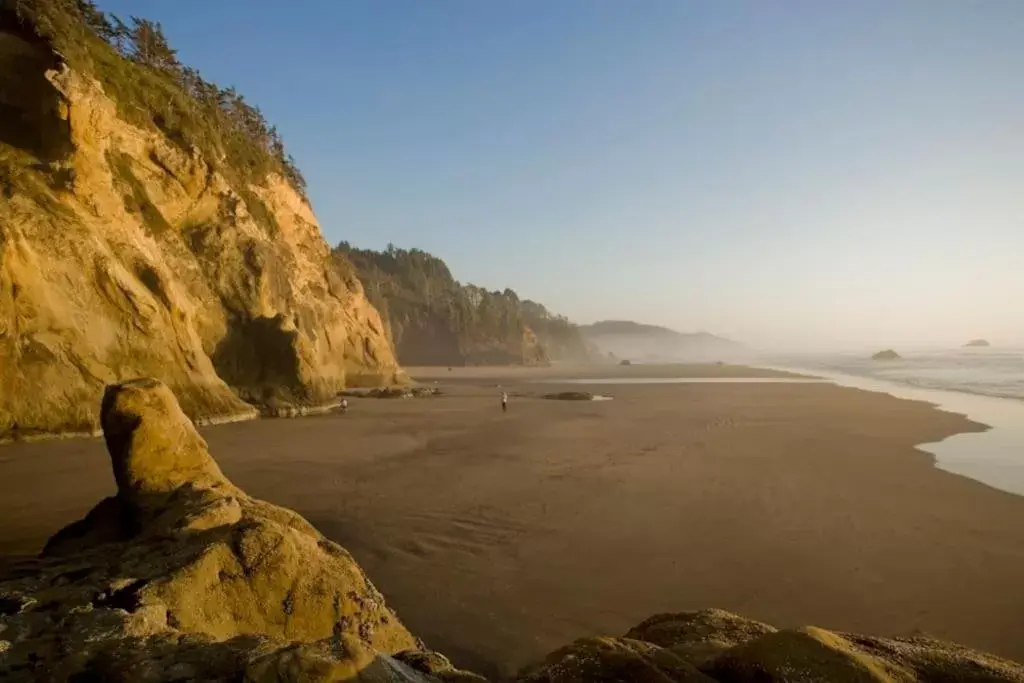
left=765, top=364, right=1024, bottom=497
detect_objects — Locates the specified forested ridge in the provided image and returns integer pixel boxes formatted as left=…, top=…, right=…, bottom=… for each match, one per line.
left=333, top=243, right=596, bottom=366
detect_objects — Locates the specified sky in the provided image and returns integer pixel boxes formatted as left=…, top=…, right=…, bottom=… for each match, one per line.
left=96, top=1, right=1024, bottom=351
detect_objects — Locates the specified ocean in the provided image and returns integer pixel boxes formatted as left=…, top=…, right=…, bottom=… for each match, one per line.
left=785, top=347, right=1024, bottom=402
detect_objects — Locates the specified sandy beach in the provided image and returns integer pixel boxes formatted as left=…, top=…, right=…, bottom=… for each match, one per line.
left=1, top=364, right=1022, bottom=678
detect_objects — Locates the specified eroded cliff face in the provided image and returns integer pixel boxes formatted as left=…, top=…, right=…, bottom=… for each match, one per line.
left=0, top=32, right=401, bottom=440
left=334, top=244, right=558, bottom=368
left=390, top=319, right=548, bottom=367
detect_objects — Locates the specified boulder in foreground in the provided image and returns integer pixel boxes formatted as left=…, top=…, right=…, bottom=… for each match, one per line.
left=524, top=611, right=1024, bottom=683
left=0, top=379, right=474, bottom=682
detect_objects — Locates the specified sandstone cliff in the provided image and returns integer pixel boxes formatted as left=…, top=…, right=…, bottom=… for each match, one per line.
left=2, top=379, right=1023, bottom=682
left=0, top=5, right=401, bottom=441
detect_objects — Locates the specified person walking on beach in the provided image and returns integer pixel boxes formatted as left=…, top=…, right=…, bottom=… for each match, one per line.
left=501, top=391, right=508, bottom=413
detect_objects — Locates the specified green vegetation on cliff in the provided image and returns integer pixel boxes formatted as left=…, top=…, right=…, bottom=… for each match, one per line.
left=334, top=243, right=595, bottom=366
left=2, top=0, right=305, bottom=194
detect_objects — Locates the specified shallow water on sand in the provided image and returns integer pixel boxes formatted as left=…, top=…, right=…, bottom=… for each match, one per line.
left=776, top=368, right=1024, bottom=497
left=540, top=377, right=829, bottom=384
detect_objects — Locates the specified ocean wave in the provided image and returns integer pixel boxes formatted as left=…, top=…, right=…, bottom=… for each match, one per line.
left=893, top=376, right=1024, bottom=402
left=776, top=350, right=1024, bottom=403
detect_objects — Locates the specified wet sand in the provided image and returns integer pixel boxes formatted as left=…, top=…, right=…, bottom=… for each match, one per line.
left=2, top=364, right=1024, bottom=677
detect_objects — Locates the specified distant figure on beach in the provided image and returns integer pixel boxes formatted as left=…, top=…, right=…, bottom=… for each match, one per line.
left=340, top=398, right=349, bottom=414
left=501, top=391, right=508, bottom=413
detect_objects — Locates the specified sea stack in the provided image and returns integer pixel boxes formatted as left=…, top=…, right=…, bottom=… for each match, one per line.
left=871, top=349, right=901, bottom=361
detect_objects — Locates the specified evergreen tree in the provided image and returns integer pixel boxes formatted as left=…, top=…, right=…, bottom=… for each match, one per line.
left=75, top=0, right=114, bottom=41
left=125, top=16, right=179, bottom=71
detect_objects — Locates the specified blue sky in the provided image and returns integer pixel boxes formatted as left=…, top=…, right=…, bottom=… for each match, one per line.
left=96, top=1, right=1024, bottom=349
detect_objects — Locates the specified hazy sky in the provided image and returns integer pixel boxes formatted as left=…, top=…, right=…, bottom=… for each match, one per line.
left=97, top=1, right=1024, bottom=350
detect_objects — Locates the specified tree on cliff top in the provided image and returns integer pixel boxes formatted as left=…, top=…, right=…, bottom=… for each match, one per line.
left=3, top=0, right=306, bottom=194
left=116, top=16, right=179, bottom=72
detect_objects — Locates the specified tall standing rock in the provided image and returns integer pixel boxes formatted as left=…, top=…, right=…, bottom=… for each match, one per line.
left=1, top=379, right=440, bottom=682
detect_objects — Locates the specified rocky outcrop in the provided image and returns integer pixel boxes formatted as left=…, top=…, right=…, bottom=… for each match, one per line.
left=2, top=380, right=1024, bottom=682
left=0, top=379, right=472, bottom=682
left=871, top=349, right=901, bottom=361
left=541, top=391, right=612, bottom=401
left=0, top=27, right=401, bottom=442
left=623, top=609, right=778, bottom=667
left=964, top=339, right=991, bottom=347
left=522, top=611, right=1024, bottom=683
left=341, top=386, right=442, bottom=399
